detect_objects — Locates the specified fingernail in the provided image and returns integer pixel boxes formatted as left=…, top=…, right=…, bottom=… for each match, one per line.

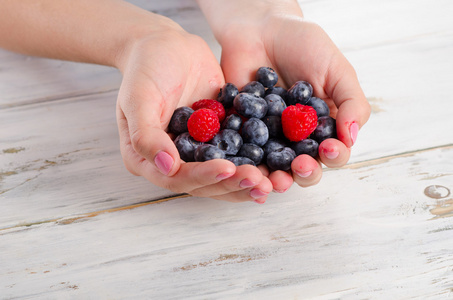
left=154, top=151, right=174, bottom=175
left=294, top=170, right=312, bottom=178
left=240, top=179, right=256, bottom=188
left=324, top=149, right=339, bottom=160
left=350, top=122, right=359, bottom=145
left=250, top=188, right=269, bottom=199
left=254, top=198, right=266, bottom=204
left=216, top=172, right=234, bottom=181
left=273, top=187, right=289, bottom=193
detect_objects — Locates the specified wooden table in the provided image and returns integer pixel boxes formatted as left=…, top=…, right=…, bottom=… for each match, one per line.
left=1, top=0, right=452, bottom=298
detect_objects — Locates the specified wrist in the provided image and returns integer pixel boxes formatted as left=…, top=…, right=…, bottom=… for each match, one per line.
left=113, top=14, right=184, bottom=72
left=196, top=0, right=303, bottom=45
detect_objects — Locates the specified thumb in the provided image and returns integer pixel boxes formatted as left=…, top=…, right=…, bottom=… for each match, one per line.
left=327, top=63, right=371, bottom=148
left=117, top=79, right=182, bottom=177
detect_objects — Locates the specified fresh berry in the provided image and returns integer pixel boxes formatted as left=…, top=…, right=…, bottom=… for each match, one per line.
left=174, top=132, right=203, bottom=162
left=281, top=104, right=318, bottom=142
left=265, top=86, right=288, bottom=101
left=291, top=138, right=319, bottom=158
left=210, top=129, right=243, bottom=155
left=311, top=116, right=337, bottom=143
left=217, top=83, right=239, bottom=108
left=264, top=94, right=287, bottom=116
left=266, top=147, right=296, bottom=171
left=262, top=138, right=287, bottom=159
left=241, top=81, right=265, bottom=98
left=227, top=156, right=256, bottom=167
left=241, top=118, right=269, bottom=146
left=237, top=143, right=264, bottom=165
left=306, top=97, right=330, bottom=118
left=168, top=106, right=194, bottom=134
left=222, top=114, right=242, bottom=131
left=194, top=144, right=226, bottom=162
left=233, top=93, right=268, bottom=119
left=256, top=67, right=278, bottom=88
left=287, top=81, right=313, bottom=106
left=192, top=99, right=226, bottom=122
left=187, top=108, right=220, bottom=142
left=262, top=115, right=283, bottom=139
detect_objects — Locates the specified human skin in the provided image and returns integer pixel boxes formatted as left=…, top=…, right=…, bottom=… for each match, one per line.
left=0, top=0, right=273, bottom=203
left=196, top=0, right=371, bottom=192
left=0, top=0, right=370, bottom=203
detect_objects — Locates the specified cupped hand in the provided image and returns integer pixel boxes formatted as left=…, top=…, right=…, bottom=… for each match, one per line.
left=217, top=12, right=371, bottom=193
left=115, top=22, right=272, bottom=203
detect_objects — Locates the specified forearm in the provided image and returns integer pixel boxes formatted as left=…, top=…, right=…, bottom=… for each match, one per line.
left=0, top=0, right=180, bottom=69
left=196, top=0, right=303, bottom=44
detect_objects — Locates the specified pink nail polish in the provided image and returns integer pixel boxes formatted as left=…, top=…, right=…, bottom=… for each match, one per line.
left=154, top=151, right=174, bottom=175
left=254, top=199, right=266, bottom=204
left=350, top=122, right=359, bottom=145
left=250, top=188, right=269, bottom=199
left=216, top=172, right=234, bottom=181
left=295, top=170, right=312, bottom=178
left=324, top=149, right=339, bottom=160
left=240, top=179, right=256, bottom=188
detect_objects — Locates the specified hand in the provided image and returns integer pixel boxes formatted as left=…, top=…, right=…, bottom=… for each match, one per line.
left=115, top=21, right=273, bottom=203
left=203, top=3, right=371, bottom=193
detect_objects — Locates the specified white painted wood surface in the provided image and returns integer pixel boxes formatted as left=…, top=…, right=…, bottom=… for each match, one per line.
left=1, top=0, right=453, bottom=299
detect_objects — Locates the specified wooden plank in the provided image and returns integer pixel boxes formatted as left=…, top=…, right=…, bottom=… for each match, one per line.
left=3, top=28, right=453, bottom=226
left=302, top=0, right=453, bottom=51
left=0, top=0, right=219, bottom=109
left=0, top=91, right=175, bottom=229
left=1, top=146, right=452, bottom=299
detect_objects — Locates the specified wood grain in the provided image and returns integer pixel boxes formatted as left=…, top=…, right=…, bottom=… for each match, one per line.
left=1, top=147, right=452, bottom=299
left=1, top=0, right=453, bottom=298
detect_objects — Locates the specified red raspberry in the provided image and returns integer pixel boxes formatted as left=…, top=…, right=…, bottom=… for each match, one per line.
left=281, top=104, right=318, bottom=141
left=187, top=108, right=220, bottom=142
left=192, top=99, right=226, bottom=122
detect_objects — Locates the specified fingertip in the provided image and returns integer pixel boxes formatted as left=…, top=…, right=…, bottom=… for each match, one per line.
left=291, top=155, right=322, bottom=187
left=318, top=139, right=350, bottom=168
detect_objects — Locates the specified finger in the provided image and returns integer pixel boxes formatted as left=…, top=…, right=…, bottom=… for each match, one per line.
left=211, top=176, right=273, bottom=203
left=138, top=159, right=238, bottom=194
left=268, top=170, right=294, bottom=193
left=318, top=138, right=351, bottom=168
left=188, top=164, right=267, bottom=198
left=220, top=38, right=273, bottom=89
left=326, top=60, right=371, bottom=148
left=291, top=154, right=323, bottom=188
left=117, top=63, right=184, bottom=176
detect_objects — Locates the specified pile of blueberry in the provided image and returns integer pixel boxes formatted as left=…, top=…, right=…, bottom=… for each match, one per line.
left=168, top=67, right=337, bottom=171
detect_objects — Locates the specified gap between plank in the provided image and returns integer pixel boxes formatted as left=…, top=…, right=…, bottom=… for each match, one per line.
left=1, top=144, right=451, bottom=234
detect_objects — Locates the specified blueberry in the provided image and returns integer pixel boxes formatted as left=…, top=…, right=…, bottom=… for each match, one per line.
left=264, top=94, right=287, bottom=116
left=233, top=93, right=268, bottom=119
left=168, top=106, right=194, bottom=134
left=241, top=81, right=265, bottom=98
left=265, top=86, right=288, bottom=101
left=217, top=83, right=239, bottom=108
left=262, top=115, right=283, bottom=139
left=227, top=156, right=256, bottom=167
left=306, top=97, right=330, bottom=117
left=237, top=143, right=264, bottom=165
left=262, top=138, right=287, bottom=159
left=266, top=147, right=296, bottom=171
left=291, top=138, right=319, bottom=158
left=287, top=81, right=313, bottom=106
left=256, top=67, right=278, bottom=88
left=222, top=114, right=242, bottom=131
left=174, top=132, right=203, bottom=162
left=210, top=129, right=243, bottom=155
left=311, top=116, right=337, bottom=143
left=241, top=118, right=269, bottom=146
left=194, top=144, right=226, bottom=162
